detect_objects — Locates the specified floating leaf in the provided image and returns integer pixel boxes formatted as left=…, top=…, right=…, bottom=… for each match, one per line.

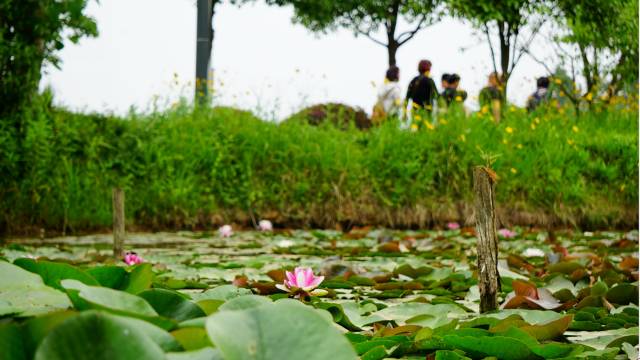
left=34, top=310, right=165, bottom=360
left=205, top=299, right=358, bottom=360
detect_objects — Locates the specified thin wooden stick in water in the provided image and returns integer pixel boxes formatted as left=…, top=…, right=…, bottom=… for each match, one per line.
left=112, top=188, right=125, bottom=258
left=473, top=166, right=501, bottom=313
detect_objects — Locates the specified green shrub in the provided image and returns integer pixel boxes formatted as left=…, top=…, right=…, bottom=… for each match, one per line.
left=0, top=101, right=637, bottom=234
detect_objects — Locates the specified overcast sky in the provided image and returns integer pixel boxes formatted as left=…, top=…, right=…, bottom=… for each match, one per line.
left=41, top=0, right=551, bottom=120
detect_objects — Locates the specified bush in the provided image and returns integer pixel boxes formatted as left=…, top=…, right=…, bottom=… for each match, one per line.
left=0, top=101, right=637, bottom=235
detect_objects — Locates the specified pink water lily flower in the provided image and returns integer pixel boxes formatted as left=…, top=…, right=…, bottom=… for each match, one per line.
left=447, top=222, right=460, bottom=230
left=219, top=224, right=233, bottom=237
left=123, top=252, right=143, bottom=265
left=498, top=228, right=517, bottom=238
left=276, top=267, right=327, bottom=297
left=259, top=220, right=273, bottom=231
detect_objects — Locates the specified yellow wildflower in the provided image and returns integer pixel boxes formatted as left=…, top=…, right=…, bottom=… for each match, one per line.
left=517, top=144, right=523, bottom=149
left=455, top=96, right=462, bottom=102
left=572, top=125, right=579, bottom=133
left=505, top=127, right=514, bottom=134
left=585, top=93, right=593, bottom=101
left=414, top=114, right=422, bottom=121
left=459, top=134, right=466, bottom=142
left=426, top=122, right=435, bottom=130
left=555, top=78, right=562, bottom=84
left=481, top=105, right=489, bottom=114
left=440, top=119, right=448, bottom=125
left=503, top=139, right=508, bottom=145
left=410, top=124, right=418, bottom=131
left=531, top=123, right=536, bottom=130
left=567, top=139, right=575, bottom=145
left=510, top=168, right=517, bottom=174
left=534, top=117, right=540, bottom=124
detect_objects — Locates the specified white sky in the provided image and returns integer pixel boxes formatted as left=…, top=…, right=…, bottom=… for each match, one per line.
left=41, top=0, right=551, bottom=120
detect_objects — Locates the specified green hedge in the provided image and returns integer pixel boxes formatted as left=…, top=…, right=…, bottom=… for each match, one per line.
left=0, top=102, right=637, bottom=234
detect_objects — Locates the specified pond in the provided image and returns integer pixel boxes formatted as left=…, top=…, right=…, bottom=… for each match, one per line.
left=1, top=227, right=638, bottom=359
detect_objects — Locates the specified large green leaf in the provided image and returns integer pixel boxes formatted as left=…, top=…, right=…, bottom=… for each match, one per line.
left=206, top=299, right=358, bottom=360
left=61, top=279, right=157, bottom=317
left=218, top=294, right=272, bottom=311
left=442, top=334, right=534, bottom=360
left=138, top=288, right=206, bottom=322
left=123, top=263, right=154, bottom=294
left=34, top=311, right=165, bottom=360
left=86, top=266, right=128, bottom=289
left=14, top=259, right=99, bottom=290
left=0, top=323, right=27, bottom=360
left=0, top=262, right=71, bottom=317
left=166, top=347, right=224, bottom=360
left=191, top=285, right=252, bottom=301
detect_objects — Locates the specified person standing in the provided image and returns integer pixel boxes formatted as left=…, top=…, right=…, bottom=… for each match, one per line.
left=405, top=60, right=439, bottom=119
left=526, top=76, right=550, bottom=112
left=479, top=72, right=505, bottom=122
left=372, top=66, right=403, bottom=124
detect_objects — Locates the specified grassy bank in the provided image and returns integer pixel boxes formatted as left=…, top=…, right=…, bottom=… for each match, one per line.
left=0, top=100, right=637, bottom=235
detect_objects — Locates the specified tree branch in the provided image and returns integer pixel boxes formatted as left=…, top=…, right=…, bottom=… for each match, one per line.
left=484, top=23, right=499, bottom=76
left=397, top=15, right=427, bottom=46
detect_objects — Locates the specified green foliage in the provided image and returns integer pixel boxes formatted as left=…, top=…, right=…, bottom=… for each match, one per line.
left=0, top=0, right=97, bottom=119
left=270, top=0, right=442, bottom=65
left=0, top=102, right=637, bottom=233
left=554, top=0, right=639, bottom=96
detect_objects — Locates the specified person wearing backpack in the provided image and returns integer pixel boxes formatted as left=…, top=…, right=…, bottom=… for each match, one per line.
left=526, top=76, right=550, bottom=112
left=372, top=66, right=402, bottom=125
left=405, top=60, right=439, bottom=122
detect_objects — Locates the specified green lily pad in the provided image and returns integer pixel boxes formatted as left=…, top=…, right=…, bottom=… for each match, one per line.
left=205, top=299, right=358, bottom=360
left=34, top=310, right=165, bottom=360
left=138, top=288, right=205, bottom=322
left=0, top=262, right=72, bottom=317
left=61, top=279, right=157, bottom=318
left=14, top=259, right=99, bottom=290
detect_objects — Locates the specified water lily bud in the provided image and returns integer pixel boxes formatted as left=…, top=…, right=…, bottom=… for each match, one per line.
left=258, top=220, right=273, bottom=231
left=123, top=252, right=143, bottom=266
left=219, top=225, right=233, bottom=237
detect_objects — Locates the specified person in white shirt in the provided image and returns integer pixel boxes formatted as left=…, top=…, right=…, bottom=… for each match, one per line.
left=372, top=66, right=402, bottom=124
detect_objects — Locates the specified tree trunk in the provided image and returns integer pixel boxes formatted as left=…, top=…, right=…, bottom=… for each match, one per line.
left=473, top=167, right=501, bottom=313
left=387, top=41, right=398, bottom=67
left=112, top=188, right=125, bottom=258
left=497, top=21, right=510, bottom=97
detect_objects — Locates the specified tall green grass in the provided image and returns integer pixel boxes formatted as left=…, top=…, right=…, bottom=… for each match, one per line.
left=0, top=100, right=637, bottom=235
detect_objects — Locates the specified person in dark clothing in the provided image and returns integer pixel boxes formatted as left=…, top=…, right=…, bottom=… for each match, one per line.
left=441, top=73, right=451, bottom=92
left=526, top=76, right=550, bottom=112
left=405, top=60, right=439, bottom=114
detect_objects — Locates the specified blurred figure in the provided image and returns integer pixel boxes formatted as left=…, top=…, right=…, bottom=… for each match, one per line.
left=526, top=76, right=550, bottom=112
left=479, top=72, right=505, bottom=122
left=372, top=66, right=402, bottom=124
left=443, top=73, right=467, bottom=106
left=441, top=73, right=451, bottom=92
left=405, top=60, right=439, bottom=118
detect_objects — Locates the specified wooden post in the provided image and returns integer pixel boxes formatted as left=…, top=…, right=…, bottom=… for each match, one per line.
left=112, top=188, right=125, bottom=258
left=473, top=166, right=500, bottom=313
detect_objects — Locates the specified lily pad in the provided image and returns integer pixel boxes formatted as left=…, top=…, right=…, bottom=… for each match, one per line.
left=205, top=299, right=358, bottom=359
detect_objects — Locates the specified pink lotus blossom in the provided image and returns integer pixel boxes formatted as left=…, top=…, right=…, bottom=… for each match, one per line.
left=259, top=220, right=273, bottom=231
left=498, top=228, right=517, bottom=238
left=276, top=267, right=327, bottom=296
left=219, top=225, right=233, bottom=237
left=447, top=222, right=460, bottom=230
left=123, top=252, right=143, bottom=266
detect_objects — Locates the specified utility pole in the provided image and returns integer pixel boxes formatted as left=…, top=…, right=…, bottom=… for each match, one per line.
left=195, top=0, right=213, bottom=105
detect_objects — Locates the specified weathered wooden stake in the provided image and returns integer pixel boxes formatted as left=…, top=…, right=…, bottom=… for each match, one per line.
left=112, top=188, right=125, bottom=258
left=473, top=166, right=501, bottom=313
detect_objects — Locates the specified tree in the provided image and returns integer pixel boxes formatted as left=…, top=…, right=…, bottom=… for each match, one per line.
left=270, top=0, right=443, bottom=67
left=448, top=0, right=545, bottom=95
left=525, top=0, right=638, bottom=111
left=0, top=0, right=98, bottom=123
